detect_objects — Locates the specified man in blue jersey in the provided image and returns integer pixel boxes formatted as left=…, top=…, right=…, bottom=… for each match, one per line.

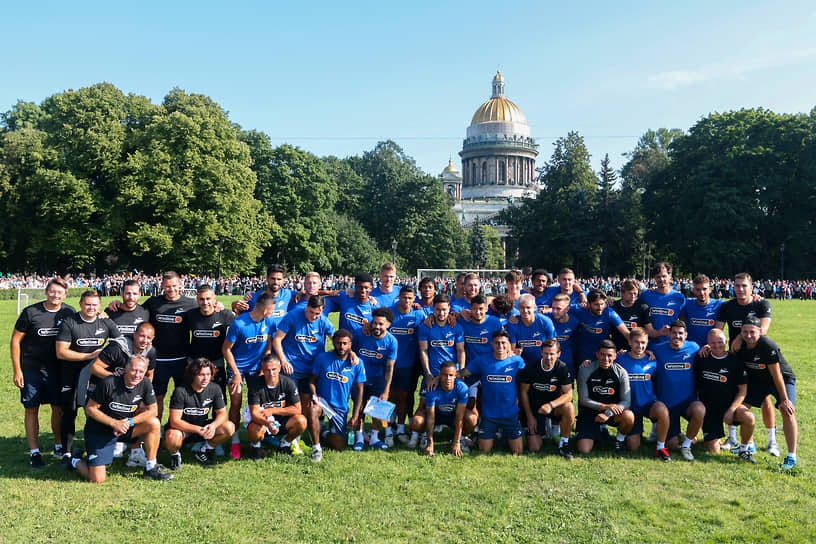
left=325, top=272, right=377, bottom=334
left=573, top=289, right=629, bottom=364
left=681, top=274, right=724, bottom=348
left=611, top=279, right=651, bottom=351
left=387, top=286, right=425, bottom=444
left=416, top=277, right=436, bottom=316
left=545, top=293, right=580, bottom=376
left=232, top=263, right=293, bottom=319
left=459, top=295, right=505, bottom=365
left=451, top=273, right=481, bottom=313
left=352, top=307, right=397, bottom=451
left=412, top=361, right=477, bottom=456
left=307, top=330, right=366, bottom=462
left=507, top=294, right=556, bottom=366
left=640, top=262, right=686, bottom=347
left=221, top=293, right=277, bottom=459
left=541, top=268, right=587, bottom=309
left=370, top=262, right=399, bottom=308
left=652, top=320, right=704, bottom=461
left=271, top=295, right=335, bottom=415
left=616, top=327, right=671, bottom=460
left=525, top=268, right=551, bottom=313
left=459, top=330, right=526, bottom=454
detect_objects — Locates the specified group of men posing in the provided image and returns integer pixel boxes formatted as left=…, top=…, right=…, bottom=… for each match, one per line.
left=10, top=262, right=799, bottom=483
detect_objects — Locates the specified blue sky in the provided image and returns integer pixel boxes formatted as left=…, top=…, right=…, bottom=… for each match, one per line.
left=3, top=1, right=814, bottom=178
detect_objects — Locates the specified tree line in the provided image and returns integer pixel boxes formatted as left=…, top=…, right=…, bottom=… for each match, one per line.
left=1, top=83, right=813, bottom=278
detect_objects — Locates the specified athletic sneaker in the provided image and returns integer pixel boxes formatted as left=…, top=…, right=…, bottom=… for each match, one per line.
left=614, top=440, right=627, bottom=455
left=352, top=441, right=365, bottom=452
left=680, top=446, right=694, bottom=461
left=781, top=455, right=797, bottom=470
left=142, top=465, right=173, bottom=481
left=195, top=448, right=217, bottom=466
left=384, top=434, right=394, bottom=448
left=53, top=445, right=64, bottom=458
left=419, top=435, right=429, bottom=450
left=113, top=442, right=127, bottom=458
left=721, top=436, right=739, bottom=451
left=230, top=443, right=241, bottom=460
left=739, top=450, right=758, bottom=464
left=169, top=453, right=182, bottom=470
left=59, top=454, right=73, bottom=471
left=748, top=440, right=757, bottom=454
left=311, top=448, right=323, bottom=463
left=767, top=442, right=780, bottom=457
left=29, top=452, right=45, bottom=468
left=370, top=441, right=389, bottom=451
left=645, top=426, right=658, bottom=442
left=126, top=447, right=147, bottom=467
left=396, top=433, right=410, bottom=445
left=290, top=441, right=304, bottom=456
left=249, top=445, right=263, bottom=461
left=459, top=437, right=471, bottom=453
left=656, top=448, right=671, bottom=462
left=406, top=435, right=419, bottom=448
left=558, top=445, right=574, bottom=460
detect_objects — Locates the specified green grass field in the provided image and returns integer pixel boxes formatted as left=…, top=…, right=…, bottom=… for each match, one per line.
left=0, top=296, right=813, bottom=543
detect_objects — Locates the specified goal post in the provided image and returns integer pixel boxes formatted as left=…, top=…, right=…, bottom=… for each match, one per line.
left=17, top=287, right=47, bottom=315
left=416, top=268, right=512, bottom=296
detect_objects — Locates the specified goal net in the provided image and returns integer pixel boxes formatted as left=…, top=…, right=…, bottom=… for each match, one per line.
left=17, top=287, right=48, bottom=315
left=415, top=269, right=512, bottom=297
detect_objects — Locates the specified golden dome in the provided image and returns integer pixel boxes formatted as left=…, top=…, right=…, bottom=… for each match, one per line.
left=442, top=158, right=459, bottom=174
left=471, top=97, right=527, bottom=124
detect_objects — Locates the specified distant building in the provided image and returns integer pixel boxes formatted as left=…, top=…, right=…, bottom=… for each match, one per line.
left=442, top=71, right=538, bottom=237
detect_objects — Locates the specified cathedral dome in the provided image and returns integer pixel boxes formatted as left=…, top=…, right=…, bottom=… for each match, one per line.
left=470, top=71, right=527, bottom=125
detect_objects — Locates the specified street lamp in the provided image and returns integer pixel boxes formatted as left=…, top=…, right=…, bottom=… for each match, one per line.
left=391, top=239, right=398, bottom=264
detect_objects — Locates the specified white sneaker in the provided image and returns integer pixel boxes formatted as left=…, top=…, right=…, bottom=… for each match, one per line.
left=419, top=434, right=429, bottom=450
left=384, top=434, right=394, bottom=448
left=396, top=433, right=410, bottom=445
left=645, top=426, right=658, bottom=442
left=768, top=442, right=781, bottom=457
left=406, top=435, right=419, bottom=448
left=125, top=447, right=147, bottom=467
left=113, top=441, right=127, bottom=458
left=459, top=438, right=471, bottom=453
left=680, top=446, right=694, bottom=462
left=460, top=436, right=474, bottom=449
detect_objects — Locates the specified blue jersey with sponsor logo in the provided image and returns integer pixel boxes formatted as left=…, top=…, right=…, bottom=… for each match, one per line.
left=248, top=288, right=295, bottom=319
left=466, top=354, right=525, bottom=419
left=418, top=322, right=464, bottom=377
left=370, top=287, right=399, bottom=309
left=225, top=312, right=278, bottom=372
left=545, top=312, right=580, bottom=371
left=276, top=309, right=335, bottom=379
left=573, top=306, right=624, bottom=363
left=615, top=352, right=658, bottom=410
left=638, top=289, right=686, bottom=346
left=418, top=301, right=434, bottom=317
left=653, top=341, right=700, bottom=408
left=325, top=292, right=375, bottom=335
left=388, top=304, right=424, bottom=369
left=459, top=316, right=505, bottom=365
left=451, top=296, right=472, bottom=313
left=352, top=330, right=398, bottom=379
left=681, top=298, right=724, bottom=347
left=425, top=379, right=469, bottom=415
left=312, top=351, right=366, bottom=415
left=486, top=305, right=520, bottom=328
left=542, top=285, right=583, bottom=309
left=507, top=313, right=556, bottom=364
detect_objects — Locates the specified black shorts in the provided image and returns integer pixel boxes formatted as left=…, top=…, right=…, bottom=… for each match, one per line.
left=85, top=429, right=137, bottom=467
left=745, top=378, right=796, bottom=408
left=391, top=366, right=418, bottom=392
left=629, top=400, right=658, bottom=436
left=154, top=358, right=188, bottom=397
left=667, top=397, right=699, bottom=439
left=701, top=405, right=740, bottom=442
left=20, top=369, right=50, bottom=408
left=528, top=411, right=560, bottom=436
left=60, top=362, right=86, bottom=410
left=576, top=413, right=621, bottom=442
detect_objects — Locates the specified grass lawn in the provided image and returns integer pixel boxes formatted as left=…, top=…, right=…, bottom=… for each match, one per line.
left=0, top=296, right=813, bottom=543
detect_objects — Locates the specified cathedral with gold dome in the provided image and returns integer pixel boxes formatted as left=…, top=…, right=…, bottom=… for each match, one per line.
left=440, top=71, right=539, bottom=235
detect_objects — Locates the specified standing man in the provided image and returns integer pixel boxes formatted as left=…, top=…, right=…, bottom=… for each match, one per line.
left=56, top=290, right=121, bottom=468
left=611, top=279, right=651, bottom=352
left=246, top=355, right=307, bottom=459
left=232, top=263, right=294, bottom=318
left=387, top=286, right=425, bottom=444
left=417, top=277, right=437, bottom=316
left=652, top=320, right=705, bottom=461
left=185, top=285, right=234, bottom=404
left=142, top=271, right=197, bottom=420
left=518, top=339, right=575, bottom=458
left=71, top=355, right=171, bottom=482
left=11, top=278, right=75, bottom=466
left=165, top=358, right=234, bottom=468
left=507, top=294, right=556, bottom=366
left=541, top=268, right=587, bottom=309
left=576, top=340, right=634, bottom=454
left=307, top=330, right=366, bottom=462
left=351, top=307, right=397, bottom=450
left=458, top=330, right=526, bottom=455
left=370, top=263, right=399, bottom=308
left=451, top=273, right=481, bottom=313
left=573, top=289, right=629, bottom=365
left=639, top=262, right=686, bottom=347
left=694, top=329, right=755, bottom=461
left=221, top=293, right=277, bottom=459
left=681, top=274, right=724, bottom=348
left=324, top=272, right=378, bottom=335
left=108, top=279, right=150, bottom=339
left=544, top=293, right=580, bottom=377
left=735, top=317, right=798, bottom=469
left=525, top=268, right=551, bottom=313
left=459, top=295, right=505, bottom=366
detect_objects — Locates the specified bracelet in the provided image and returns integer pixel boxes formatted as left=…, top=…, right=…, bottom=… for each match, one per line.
left=128, top=417, right=134, bottom=427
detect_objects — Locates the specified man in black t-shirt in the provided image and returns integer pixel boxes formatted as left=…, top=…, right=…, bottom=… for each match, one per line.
left=246, top=355, right=307, bottom=460
left=165, top=358, right=234, bottom=469
left=10, top=278, right=75, bottom=465
left=694, top=328, right=755, bottom=462
left=107, top=279, right=150, bottom=339
left=518, top=338, right=575, bottom=459
left=736, top=318, right=798, bottom=470
left=90, top=322, right=157, bottom=388
left=186, top=285, right=234, bottom=401
left=611, top=279, right=650, bottom=351
left=71, top=355, right=171, bottom=482
left=56, top=290, right=121, bottom=467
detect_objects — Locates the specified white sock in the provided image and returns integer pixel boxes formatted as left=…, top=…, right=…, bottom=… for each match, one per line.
left=251, top=441, right=261, bottom=447
left=767, top=427, right=777, bottom=443
left=657, top=441, right=666, bottom=450
left=231, top=433, right=240, bottom=444
left=728, top=425, right=738, bottom=441
left=201, top=443, right=214, bottom=451
left=370, top=430, right=380, bottom=443
left=30, top=449, right=40, bottom=455
left=313, top=443, right=322, bottom=453
left=739, top=443, right=749, bottom=453
left=410, top=431, right=419, bottom=440
left=397, top=424, right=405, bottom=434
left=616, top=433, right=625, bottom=442
left=145, top=459, right=157, bottom=471
left=355, top=430, right=365, bottom=443
left=559, top=437, right=569, bottom=447
left=71, top=457, right=80, bottom=468
left=280, top=439, right=290, bottom=448
left=682, top=437, right=693, bottom=448
left=384, top=427, right=393, bottom=437
left=788, top=452, right=797, bottom=461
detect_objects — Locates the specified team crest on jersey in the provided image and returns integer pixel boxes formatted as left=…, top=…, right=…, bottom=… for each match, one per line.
left=326, top=371, right=349, bottom=383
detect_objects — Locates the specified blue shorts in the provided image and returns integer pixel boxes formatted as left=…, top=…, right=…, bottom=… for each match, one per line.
left=629, top=400, right=658, bottom=436
left=667, top=397, right=700, bottom=439
left=363, top=375, right=386, bottom=401
left=85, top=428, right=136, bottom=467
left=745, top=378, right=796, bottom=409
left=326, top=411, right=349, bottom=436
left=391, top=366, right=418, bottom=392
left=430, top=409, right=457, bottom=428
left=478, top=416, right=524, bottom=441
left=154, top=358, right=188, bottom=397
left=20, top=369, right=50, bottom=408
left=225, top=367, right=260, bottom=392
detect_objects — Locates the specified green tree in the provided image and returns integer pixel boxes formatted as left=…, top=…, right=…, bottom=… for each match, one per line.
left=470, top=219, right=490, bottom=268
left=331, top=214, right=390, bottom=275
